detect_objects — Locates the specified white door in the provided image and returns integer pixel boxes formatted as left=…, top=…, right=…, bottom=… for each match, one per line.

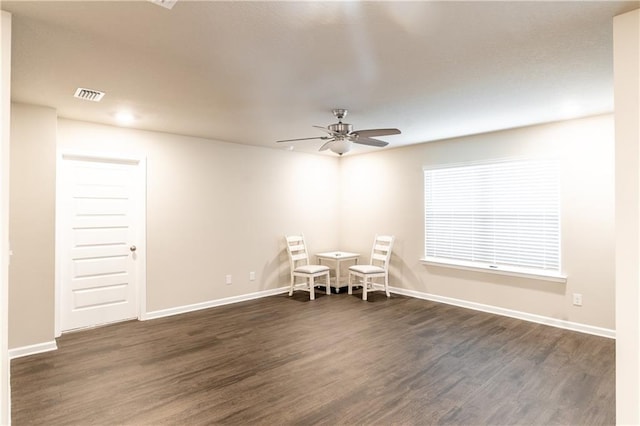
left=57, top=153, right=145, bottom=332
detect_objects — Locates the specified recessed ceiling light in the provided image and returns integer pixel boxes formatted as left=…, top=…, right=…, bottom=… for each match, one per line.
left=559, top=100, right=583, bottom=119
left=115, top=111, right=136, bottom=125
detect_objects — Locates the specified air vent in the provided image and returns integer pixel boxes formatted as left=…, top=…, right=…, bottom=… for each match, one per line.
left=149, top=0, right=178, bottom=10
left=74, top=87, right=105, bottom=102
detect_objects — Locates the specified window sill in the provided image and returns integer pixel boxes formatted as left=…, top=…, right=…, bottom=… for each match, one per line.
left=420, top=258, right=567, bottom=283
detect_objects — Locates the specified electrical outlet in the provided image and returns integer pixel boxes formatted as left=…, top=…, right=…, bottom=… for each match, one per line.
left=249, top=271, right=256, bottom=281
left=572, top=293, right=583, bottom=306
left=225, top=274, right=232, bottom=285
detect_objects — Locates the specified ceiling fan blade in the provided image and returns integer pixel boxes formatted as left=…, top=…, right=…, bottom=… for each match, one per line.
left=351, top=136, right=389, bottom=147
left=276, top=136, right=330, bottom=143
left=312, top=125, right=338, bottom=136
left=319, top=139, right=336, bottom=151
left=351, top=128, right=401, bottom=138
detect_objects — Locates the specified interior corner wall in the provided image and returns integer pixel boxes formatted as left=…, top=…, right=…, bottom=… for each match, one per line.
left=614, top=8, right=640, bottom=425
left=56, top=118, right=341, bottom=314
left=8, top=108, right=617, bottom=351
left=9, top=103, right=57, bottom=349
left=339, top=114, right=615, bottom=331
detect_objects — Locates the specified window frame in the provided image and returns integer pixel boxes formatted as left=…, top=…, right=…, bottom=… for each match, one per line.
left=421, top=158, right=567, bottom=283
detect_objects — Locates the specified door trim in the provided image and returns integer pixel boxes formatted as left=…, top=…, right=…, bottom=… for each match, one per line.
left=55, top=150, right=147, bottom=337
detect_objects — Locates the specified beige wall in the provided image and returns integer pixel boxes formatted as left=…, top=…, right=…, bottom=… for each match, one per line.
left=614, top=8, right=640, bottom=425
left=57, top=119, right=341, bottom=313
left=339, top=115, right=615, bottom=330
left=8, top=111, right=341, bottom=348
left=1, top=10, right=12, bottom=424
left=9, top=107, right=617, bottom=349
left=9, top=103, right=56, bottom=349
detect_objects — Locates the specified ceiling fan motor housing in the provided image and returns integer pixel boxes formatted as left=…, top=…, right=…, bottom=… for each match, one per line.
left=328, top=122, right=352, bottom=135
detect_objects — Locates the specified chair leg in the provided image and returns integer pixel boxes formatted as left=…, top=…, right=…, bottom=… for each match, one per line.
left=348, top=272, right=353, bottom=295
left=385, top=273, right=390, bottom=298
left=309, top=277, right=315, bottom=300
left=289, top=274, right=294, bottom=296
left=325, top=272, right=331, bottom=295
left=362, top=276, right=368, bottom=301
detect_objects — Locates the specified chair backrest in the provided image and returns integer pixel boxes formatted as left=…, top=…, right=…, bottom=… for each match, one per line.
left=369, top=235, right=394, bottom=270
left=285, top=234, right=310, bottom=270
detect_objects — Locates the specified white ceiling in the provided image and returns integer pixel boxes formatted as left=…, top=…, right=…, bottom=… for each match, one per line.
left=3, top=0, right=639, bottom=155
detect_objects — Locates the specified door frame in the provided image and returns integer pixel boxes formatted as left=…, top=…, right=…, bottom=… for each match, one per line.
left=55, top=150, right=147, bottom=337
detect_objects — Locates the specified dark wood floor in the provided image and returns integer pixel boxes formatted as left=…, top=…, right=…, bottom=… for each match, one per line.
left=11, top=290, right=615, bottom=425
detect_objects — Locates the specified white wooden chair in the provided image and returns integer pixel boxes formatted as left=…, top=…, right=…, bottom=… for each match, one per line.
left=348, top=235, right=395, bottom=301
left=285, top=234, right=331, bottom=300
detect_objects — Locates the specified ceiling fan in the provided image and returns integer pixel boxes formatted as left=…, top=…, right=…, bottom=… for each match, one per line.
left=276, top=109, right=401, bottom=155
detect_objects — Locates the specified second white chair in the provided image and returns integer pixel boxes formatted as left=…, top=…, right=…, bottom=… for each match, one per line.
left=285, top=234, right=331, bottom=300
left=348, top=235, right=395, bottom=301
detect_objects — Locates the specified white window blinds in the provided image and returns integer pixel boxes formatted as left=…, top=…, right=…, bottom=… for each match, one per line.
left=424, top=159, right=560, bottom=274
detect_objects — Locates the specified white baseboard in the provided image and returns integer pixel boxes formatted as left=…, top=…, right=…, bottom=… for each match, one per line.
left=389, top=286, right=616, bottom=339
left=9, top=286, right=612, bottom=360
left=9, top=288, right=289, bottom=359
left=9, top=340, right=58, bottom=360
left=143, top=286, right=290, bottom=321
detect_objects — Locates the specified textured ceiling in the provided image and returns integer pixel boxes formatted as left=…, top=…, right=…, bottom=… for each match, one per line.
left=3, top=0, right=639, bottom=155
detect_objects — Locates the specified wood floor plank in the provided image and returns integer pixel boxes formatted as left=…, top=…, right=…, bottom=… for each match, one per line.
left=11, top=292, right=615, bottom=425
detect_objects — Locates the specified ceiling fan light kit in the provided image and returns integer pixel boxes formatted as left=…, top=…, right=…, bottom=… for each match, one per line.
left=328, top=139, right=353, bottom=155
left=276, top=109, right=401, bottom=156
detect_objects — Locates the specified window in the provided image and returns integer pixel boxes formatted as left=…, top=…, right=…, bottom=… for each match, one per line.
left=423, top=158, right=564, bottom=281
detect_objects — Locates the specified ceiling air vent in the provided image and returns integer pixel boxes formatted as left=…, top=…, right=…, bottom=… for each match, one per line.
left=73, top=87, right=105, bottom=102
left=149, top=0, right=178, bottom=10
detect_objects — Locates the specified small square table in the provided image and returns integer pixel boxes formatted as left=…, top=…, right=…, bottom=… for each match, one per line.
left=316, top=251, right=360, bottom=293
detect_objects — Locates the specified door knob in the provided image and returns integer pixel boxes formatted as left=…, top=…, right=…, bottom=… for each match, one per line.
left=130, top=245, right=137, bottom=252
